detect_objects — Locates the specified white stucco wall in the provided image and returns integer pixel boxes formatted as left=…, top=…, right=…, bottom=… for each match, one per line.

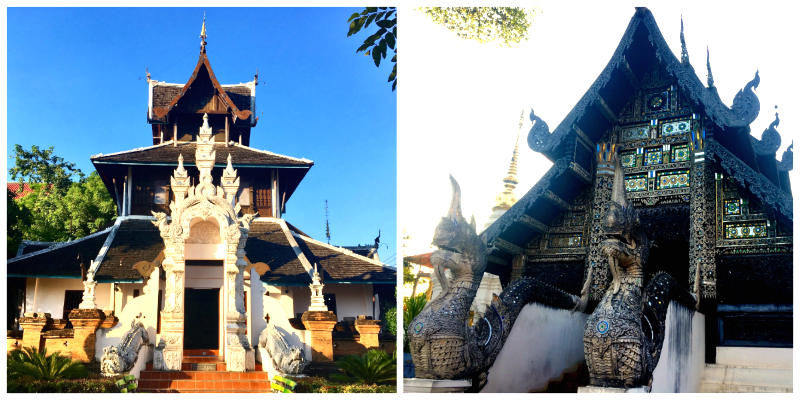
left=482, top=302, right=588, bottom=393
left=291, top=283, right=375, bottom=321
left=651, top=302, right=705, bottom=393
left=25, top=278, right=112, bottom=318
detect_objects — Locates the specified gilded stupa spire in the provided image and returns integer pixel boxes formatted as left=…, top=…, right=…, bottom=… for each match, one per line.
left=486, top=110, right=524, bottom=228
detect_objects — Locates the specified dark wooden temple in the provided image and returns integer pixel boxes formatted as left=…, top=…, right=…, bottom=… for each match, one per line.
left=482, top=8, right=792, bottom=358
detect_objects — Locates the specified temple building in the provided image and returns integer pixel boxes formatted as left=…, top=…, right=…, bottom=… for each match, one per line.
left=7, top=22, right=395, bottom=384
left=459, top=8, right=790, bottom=392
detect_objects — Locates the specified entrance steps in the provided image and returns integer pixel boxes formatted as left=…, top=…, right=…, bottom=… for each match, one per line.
left=699, top=347, right=792, bottom=393
left=139, top=349, right=271, bottom=393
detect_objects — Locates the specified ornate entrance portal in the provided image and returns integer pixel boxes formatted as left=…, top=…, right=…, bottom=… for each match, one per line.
left=152, top=114, right=256, bottom=371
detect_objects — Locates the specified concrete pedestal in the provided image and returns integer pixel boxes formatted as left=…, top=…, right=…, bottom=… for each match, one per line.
left=354, top=318, right=382, bottom=349
left=68, top=309, right=105, bottom=362
left=19, top=312, right=51, bottom=350
left=301, top=311, right=337, bottom=362
left=404, top=378, right=472, bottom=393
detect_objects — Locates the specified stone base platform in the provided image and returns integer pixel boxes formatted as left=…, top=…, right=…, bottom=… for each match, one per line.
left=578, top=385, right=649, bottom=393
left=404, top=378, right=471, bottom=393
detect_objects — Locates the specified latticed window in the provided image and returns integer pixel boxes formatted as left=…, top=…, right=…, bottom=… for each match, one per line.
left=254, top=183, right=272, bottom=217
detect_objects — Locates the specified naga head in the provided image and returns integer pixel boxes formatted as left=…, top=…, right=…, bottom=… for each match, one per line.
left=600, top=156, right=649, bottom=274
left=432, top=176, right=487, bottom=274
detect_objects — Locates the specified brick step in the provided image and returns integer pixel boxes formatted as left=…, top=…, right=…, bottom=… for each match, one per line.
left=183, top=349, right=220, bottom=356
left=183, top=356, right=224, bottom=363
left=144, top=389, right=269, bottom=393
left=140, top=371, right=269, bottom=381
left=139, top=380, right=271, bottom=392
left=145, top=361, right=264, bottom=372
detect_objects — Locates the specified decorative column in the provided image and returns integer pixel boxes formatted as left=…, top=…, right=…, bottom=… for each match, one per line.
left=302, top=266, right=337, bottom=362
left=354, top=316, right=382, bottom=349
left=689, top=129, right=716, bottom=303
left=19, top=312, right=51, bottom=350
left=68, top=308, right=105, bottom=362
left=159, top=245, right=186, bottom=370
left=581, top=143, right=617, bottom=303
left=223, top=223, right=254, bottom=372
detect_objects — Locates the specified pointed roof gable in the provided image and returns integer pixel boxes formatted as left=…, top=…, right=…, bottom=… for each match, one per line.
left=149, top=51, right=255, bottom=124
left=481, top=8, right=792, bottom=276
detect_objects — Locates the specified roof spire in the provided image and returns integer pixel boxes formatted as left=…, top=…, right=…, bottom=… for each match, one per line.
left=200, top=12, right=207, bottom=53
left=706, top=46, right=715, bottom=88
left=680, top=16, right=690, bottom=64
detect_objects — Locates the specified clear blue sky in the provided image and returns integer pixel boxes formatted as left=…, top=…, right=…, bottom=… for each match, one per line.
left=7, top=7, right=397, bottom=266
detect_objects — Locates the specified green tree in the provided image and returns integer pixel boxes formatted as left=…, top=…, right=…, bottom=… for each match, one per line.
left=8, top=145, right=116, bottom=248
left=9, top=144, right=84, bottom=191
left=421, top=7, right=536, bottom=45
left=348, top=7, right=536, bottom=91
left=348, top=7, right=397, bottom=91
left=7, top=189, right=32, bottom=258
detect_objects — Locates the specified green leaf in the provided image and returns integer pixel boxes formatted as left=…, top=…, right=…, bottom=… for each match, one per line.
left=347, top=12, right=360, bottom=22
left=388, top=64, right=396, bottom=81
left=372, top=48, right=381, bottom=67
left=376, top=19, right=395, bottom=29
left=385, top=32, right=395, bottom=49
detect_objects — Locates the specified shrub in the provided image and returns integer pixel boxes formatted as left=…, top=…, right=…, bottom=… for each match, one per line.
left=330, top=349, right=396, bottom=385
left=7, top=346, right=88, bottom=381
left=382, top=307, right=397, bottom=335
left=403, top=293, right=427, bottom=330
left=403, top=294, right=427, bottom=351
left=294, top=376, right=395, bottom=393
left=7, top=377, right=117, bottom=393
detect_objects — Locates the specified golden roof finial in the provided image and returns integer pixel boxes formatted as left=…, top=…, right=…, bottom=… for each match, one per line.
left=200, top=12, right=207, bottom=53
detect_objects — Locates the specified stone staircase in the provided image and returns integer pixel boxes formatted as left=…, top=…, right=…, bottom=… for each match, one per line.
left=699, top=347, right=792, bottom=393
left=139, top=349, right=271, bottom=393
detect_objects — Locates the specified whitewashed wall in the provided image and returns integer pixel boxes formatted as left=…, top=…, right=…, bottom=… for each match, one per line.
left=482, top=302, right=587, bottom=393
left=25, top=278, right=112, bottom=318
left=291, top=284, right=375, bottom=321
left=651, top=302, right=705, bottom=393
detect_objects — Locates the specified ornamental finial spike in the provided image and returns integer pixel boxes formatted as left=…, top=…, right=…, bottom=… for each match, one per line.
left=680, top=16, right=690, bottom=64
left=200, top=12, right=207, bottom=53
left=706, top=46, right=715, bottom=88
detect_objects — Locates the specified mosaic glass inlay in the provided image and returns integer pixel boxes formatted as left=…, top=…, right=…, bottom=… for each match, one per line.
left=621, top=152, right=638, bottom=168
left=724, top=222, right=768, bottom=239
left=625, top=174, right=648, bottom=192
left=621, top=125, right=650, bottom=141
left=656, top=170, right=690, bottom=189
left=661, top=120, right=691, bottom=136
left=646, top=90, right=670, bottom=112
left=724, top=200, right=741, bottom=215
left=549, top=234, right=583, bottom=248
left=671, top=144, right=690, bottom=162
left=644, top=149, right=663, bottom=165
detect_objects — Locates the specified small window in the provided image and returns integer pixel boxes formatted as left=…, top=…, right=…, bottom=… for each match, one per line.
left=133, top=289, right=140, bottom=298
left=63, top=290, right=83, bottom=323
left=323, top=293, right=337, bottom=316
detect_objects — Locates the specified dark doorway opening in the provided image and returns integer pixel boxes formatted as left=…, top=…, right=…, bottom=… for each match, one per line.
left=184, top=288, right=219, bottom=349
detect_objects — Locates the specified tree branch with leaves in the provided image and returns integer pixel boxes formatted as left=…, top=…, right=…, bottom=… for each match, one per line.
left=348, top=7, right=397, bottom=91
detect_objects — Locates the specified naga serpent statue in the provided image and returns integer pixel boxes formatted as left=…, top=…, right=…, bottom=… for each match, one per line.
left=582, top=156, right=695, bottom=388
left=408, top=176, right=579, bottom=384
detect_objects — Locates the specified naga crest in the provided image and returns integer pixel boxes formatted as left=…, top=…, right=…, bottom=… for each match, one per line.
left=600, top=159, right=649, bottom=281
left=431, top=176, right=487, bottom=276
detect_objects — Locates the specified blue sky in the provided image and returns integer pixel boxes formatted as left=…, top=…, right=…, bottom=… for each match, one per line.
left=6, top=7, right=397, bottom=265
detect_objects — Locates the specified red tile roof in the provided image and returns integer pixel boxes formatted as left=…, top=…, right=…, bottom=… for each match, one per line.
left=7, top=182, right=34, bottom=199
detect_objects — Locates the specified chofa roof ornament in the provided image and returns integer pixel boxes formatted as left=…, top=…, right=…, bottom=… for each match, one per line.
left=527, top=108, right=554, bottom=154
